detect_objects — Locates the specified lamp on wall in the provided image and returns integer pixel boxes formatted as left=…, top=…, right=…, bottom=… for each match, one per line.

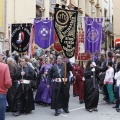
left=39, top=7, right=45, bottom=17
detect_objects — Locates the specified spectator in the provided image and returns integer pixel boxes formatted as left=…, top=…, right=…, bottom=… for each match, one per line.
left=0, top=53, right=12, bottom=120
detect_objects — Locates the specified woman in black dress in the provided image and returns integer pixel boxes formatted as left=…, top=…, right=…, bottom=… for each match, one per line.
left=84, top=60, right=99, bottom=112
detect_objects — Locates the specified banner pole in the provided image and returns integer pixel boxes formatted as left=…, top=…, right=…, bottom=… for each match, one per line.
left=64, top=57, right=67, bottom=85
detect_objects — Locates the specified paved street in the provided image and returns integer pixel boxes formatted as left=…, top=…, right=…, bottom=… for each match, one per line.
left=6, top=85, right=120, bottom=120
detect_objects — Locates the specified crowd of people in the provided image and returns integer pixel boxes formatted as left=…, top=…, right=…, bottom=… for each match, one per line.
left=0, top=48, right=120, bottom=120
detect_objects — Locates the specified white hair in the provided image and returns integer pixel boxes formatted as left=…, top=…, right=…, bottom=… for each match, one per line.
left=7, top=57, right=15, bottom=63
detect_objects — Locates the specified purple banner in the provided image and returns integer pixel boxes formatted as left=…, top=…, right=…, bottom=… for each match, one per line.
left=84, top=17, right=103, bottom=54
left=34, top=19, right=54, bottom=49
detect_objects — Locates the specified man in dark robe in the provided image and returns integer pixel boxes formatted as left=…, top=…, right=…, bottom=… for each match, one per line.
left=47, top=55, right=72, bottom=116
left=13, top=58, right=35, bottom=116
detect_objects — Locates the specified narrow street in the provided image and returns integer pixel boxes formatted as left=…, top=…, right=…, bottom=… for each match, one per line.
left=6, top=85, right=120, bottom=120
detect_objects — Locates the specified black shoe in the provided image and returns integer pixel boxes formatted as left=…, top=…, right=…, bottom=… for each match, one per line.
left=55, top=111, right=60, bottom=116
left=93, top=108, right=98, bottom=111
left=73, top=94, right=76, bottom=97
left=14, top=112, right=22, bottom=116
left=116, top=108, right=120, bottom=112
left=107, top=102, right=112, bottom=105
left=63, top=109, right=69, bottom=113
left=80, top=100, right=84, bottom=104
left=112, top=106, right=117, bottom=108
left=107, top=102, right=116, bottom=105
left=89, top=109, right=93, bottom=112
left=73, top=94, right=78, bottom=97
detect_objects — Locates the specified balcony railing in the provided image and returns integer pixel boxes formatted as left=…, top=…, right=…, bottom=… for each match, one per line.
left=106, top=23, right=113, bottom=33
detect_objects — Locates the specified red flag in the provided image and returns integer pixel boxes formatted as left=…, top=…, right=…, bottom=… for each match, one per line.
left=75, top=31, right=91, bottom=61
left=53, top=32, right=62, bottom=52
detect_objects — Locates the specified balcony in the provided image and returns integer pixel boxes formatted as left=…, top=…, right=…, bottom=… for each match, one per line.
left=106, top=23, right=113, bottom=33
left=49, top=0, right=56, bottom=13
left=36, top=0, right=44, bottom=7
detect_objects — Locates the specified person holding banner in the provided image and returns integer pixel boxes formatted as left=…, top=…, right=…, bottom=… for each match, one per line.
left=47, top=55, right=72, bottom=116
left=84, top=60, right=99, bottom=112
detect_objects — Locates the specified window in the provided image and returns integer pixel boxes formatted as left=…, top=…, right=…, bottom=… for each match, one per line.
left=50, top=0, right=56, bottom=13
left=104, top=9, right=107, bottom=18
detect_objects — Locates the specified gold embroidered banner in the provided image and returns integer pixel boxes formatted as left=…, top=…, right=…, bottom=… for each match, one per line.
left=54, top=6, right=78, bottom=58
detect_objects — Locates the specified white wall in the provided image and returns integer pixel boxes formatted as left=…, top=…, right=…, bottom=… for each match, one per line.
left=113, top=0, right=120, bottom=40
left=6, top=0, right=36, bottom=39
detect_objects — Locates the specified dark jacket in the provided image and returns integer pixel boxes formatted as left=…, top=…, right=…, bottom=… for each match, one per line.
left=15, top=65, right=34, bottom=80
left=47, top=62, right=72, bottom=85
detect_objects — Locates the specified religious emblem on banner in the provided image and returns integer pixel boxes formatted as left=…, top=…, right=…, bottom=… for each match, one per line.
left=75, top=31, right=91, bottom=61
left=11, top=23, right=32, bottom=52
left=54, top=5, right=78, bottom=58
left=87, top=27, right=98, bottom=43
left=54, top=31, right=62, bottom=52
left=34, top=19, right=54, bottom=49
left=84, top=17, right=103, bottom=54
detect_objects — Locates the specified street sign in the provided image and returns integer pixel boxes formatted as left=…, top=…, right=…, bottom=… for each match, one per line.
left=115, top=38, right=120, bottom=46
left=115, top=38, right=120, bottom=50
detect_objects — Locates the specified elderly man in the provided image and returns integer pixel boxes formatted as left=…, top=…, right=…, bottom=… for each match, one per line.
left=6, top=57, right=17, bottom=112
left=7, top=57, right=17, bottom=80
left=0, top=53, right=12, bottom=120
left=47, top=55, right=72, bottom=116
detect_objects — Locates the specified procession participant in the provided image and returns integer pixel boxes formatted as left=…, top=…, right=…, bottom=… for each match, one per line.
left=72, top=60, right=80, bottom=97
left=47, top=55, right=72, bottom=116
left=13, top=58, right=35, bottom=116
left=78, top=62, right=84, bottom=104
left=84, top=60, right=99, bottom=112
left=0, top=53, right=12, bottom=120
left=35, top=57, right=53, bottom=105
left=93, top=50, right=99, bottom=63
left=24, top=55, right=35, bottom=70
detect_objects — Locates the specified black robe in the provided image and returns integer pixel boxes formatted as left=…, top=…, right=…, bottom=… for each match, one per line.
left=47, top=62, right=72, bottom=110
left=13, top=65, right=35, bottom=113
left=84, top=67, right=99, bottom=110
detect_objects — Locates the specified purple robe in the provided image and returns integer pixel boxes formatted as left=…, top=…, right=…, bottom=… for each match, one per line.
left=35, top=63, right=53, bottom=104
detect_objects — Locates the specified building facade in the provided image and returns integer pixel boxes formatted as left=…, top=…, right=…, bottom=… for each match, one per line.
left=0, top=0, right=6, bottom=51
left=1, top=0, right=113, bottom=51
left=113, top=0, right=120, bottom=44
